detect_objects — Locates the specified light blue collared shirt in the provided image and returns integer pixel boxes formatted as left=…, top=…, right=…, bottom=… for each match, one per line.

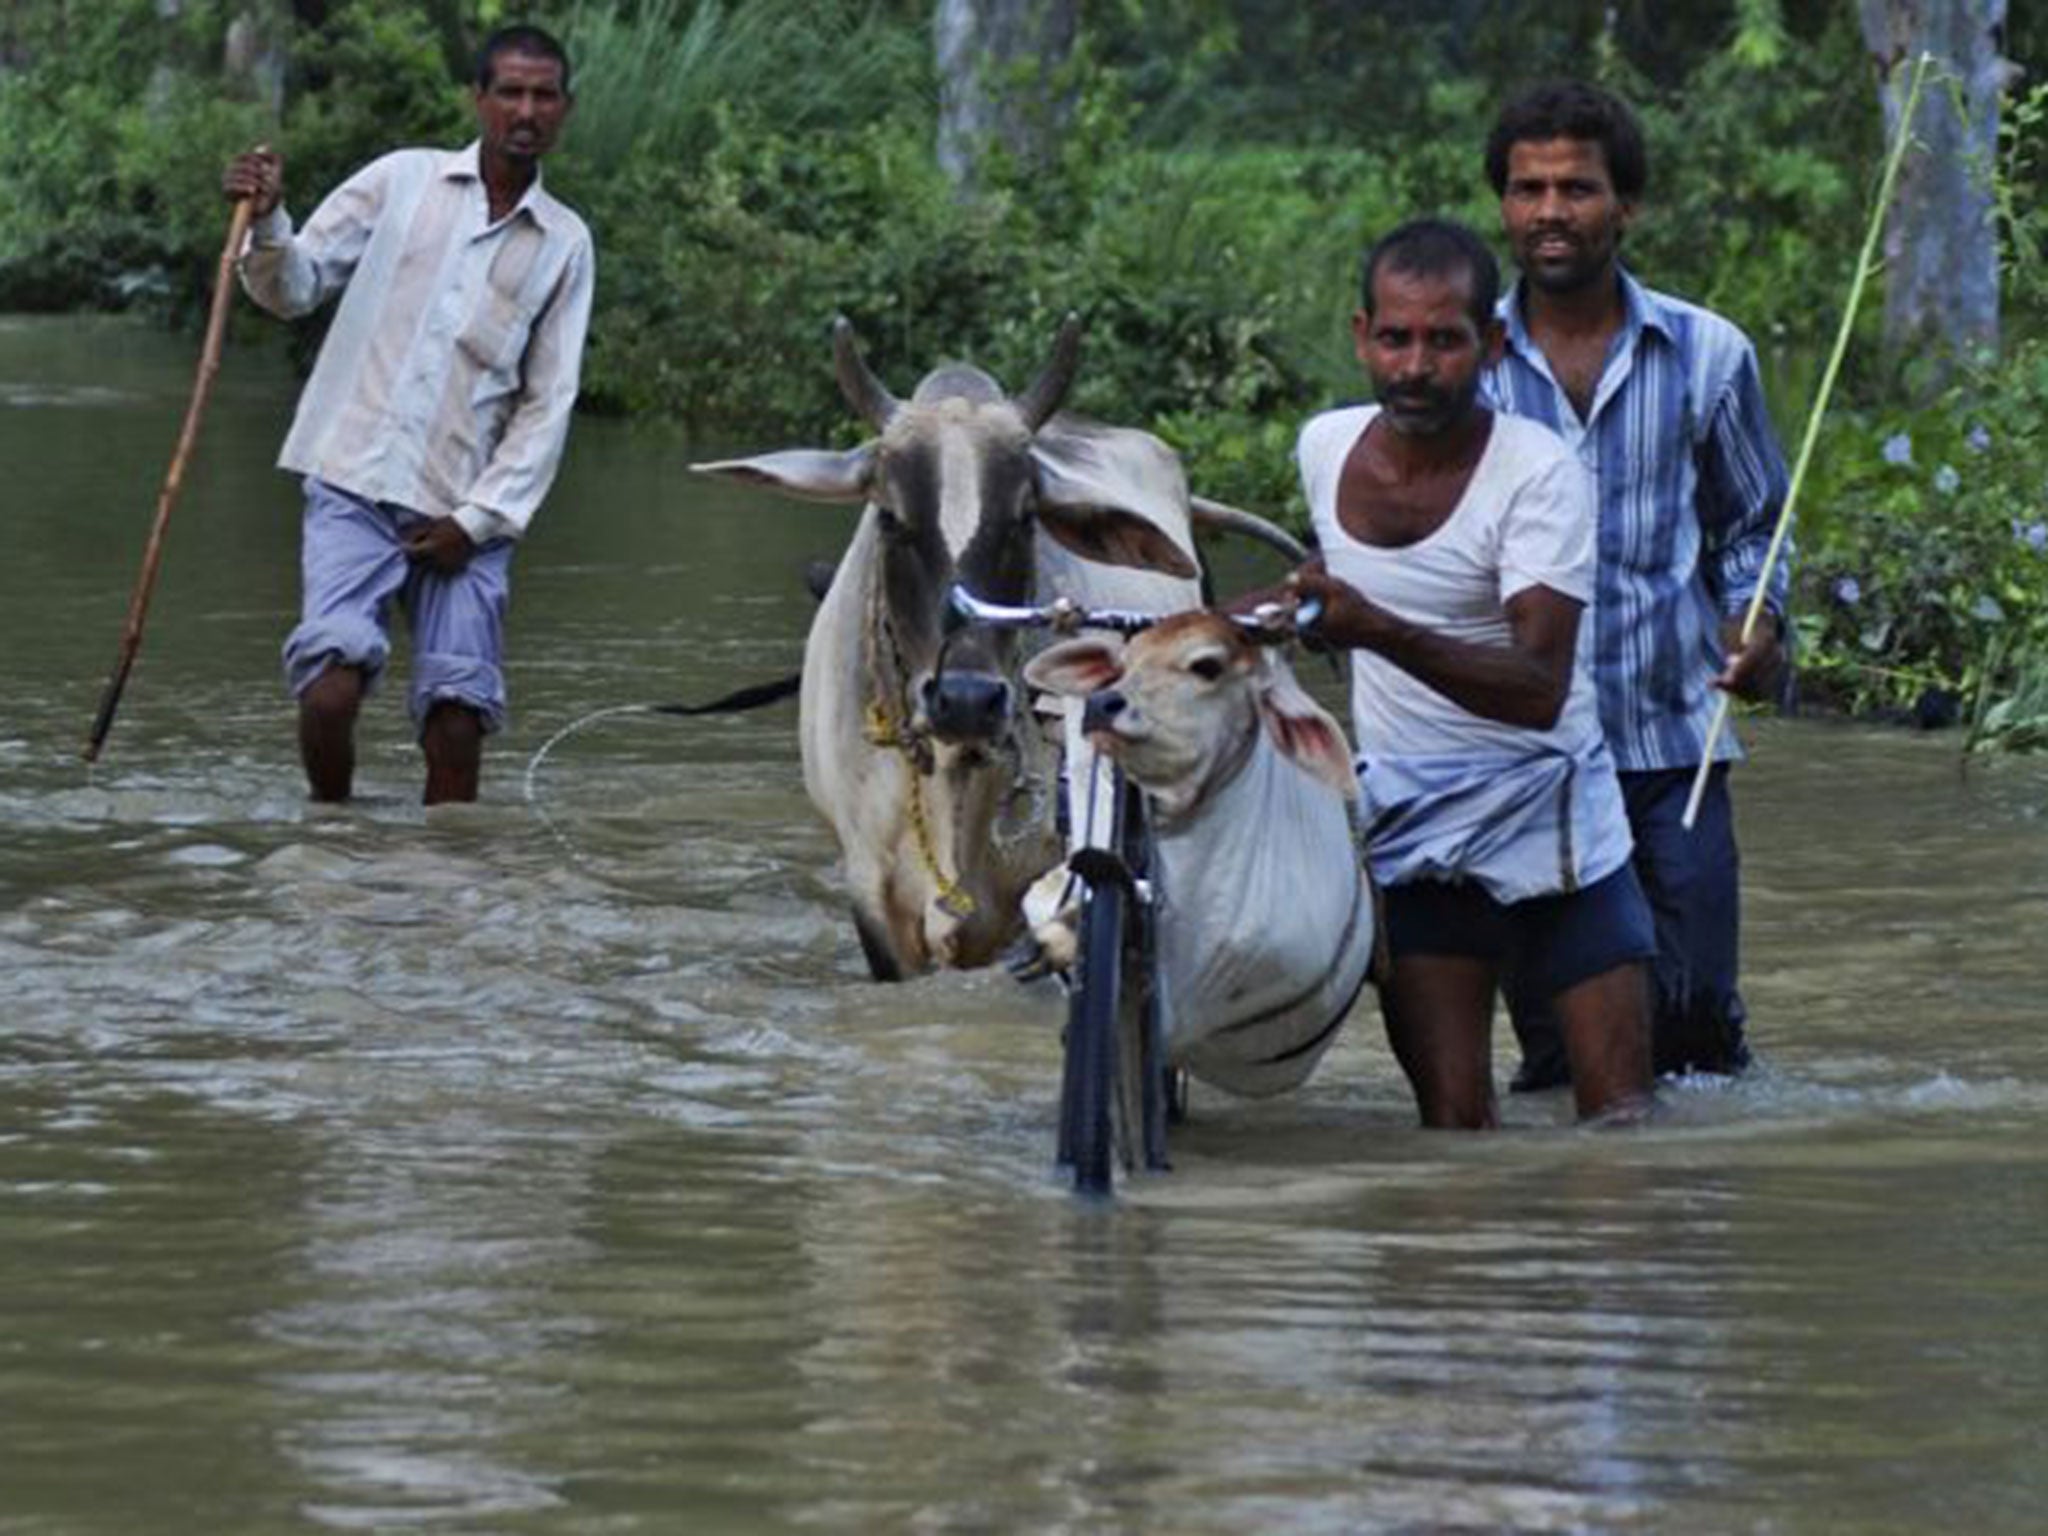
left=1483, top=272, right=1791, bottom=773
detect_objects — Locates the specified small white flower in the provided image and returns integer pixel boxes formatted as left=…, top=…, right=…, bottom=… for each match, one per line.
left=1934, top=464, right=1960, bottom=495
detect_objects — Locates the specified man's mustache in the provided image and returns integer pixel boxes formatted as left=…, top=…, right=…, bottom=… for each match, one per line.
left=1385, top=386, right=1452, bottom=409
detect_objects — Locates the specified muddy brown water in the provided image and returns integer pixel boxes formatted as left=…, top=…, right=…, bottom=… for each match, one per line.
left=2, top=316, right=2044, bottom=1533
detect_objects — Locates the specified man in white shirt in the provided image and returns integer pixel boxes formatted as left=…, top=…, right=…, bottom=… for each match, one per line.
left=1280, top=218, right=1654, bottom=1127
left=223, top=23, right=594, bottom=804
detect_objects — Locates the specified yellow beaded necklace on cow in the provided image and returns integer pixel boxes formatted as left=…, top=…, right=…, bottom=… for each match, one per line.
left=861, top=575, right=979, bottom=921
left=861, top=696, right=978, bottom=920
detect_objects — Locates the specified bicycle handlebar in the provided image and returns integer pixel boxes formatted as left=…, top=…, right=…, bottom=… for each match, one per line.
left=946, top=584, right=1321, bottom=643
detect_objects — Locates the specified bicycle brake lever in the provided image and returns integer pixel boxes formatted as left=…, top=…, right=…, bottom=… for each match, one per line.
left=1231, top=596, right=1323, bottom=643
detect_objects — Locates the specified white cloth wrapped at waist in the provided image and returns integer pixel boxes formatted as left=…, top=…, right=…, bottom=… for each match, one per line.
left=1356, top=741, right=1634, bottom=905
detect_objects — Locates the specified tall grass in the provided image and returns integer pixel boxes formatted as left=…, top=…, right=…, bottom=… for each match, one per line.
left=556, top=0, right=931, bottom=175
left=1966, top=638, right=2048, bottom=753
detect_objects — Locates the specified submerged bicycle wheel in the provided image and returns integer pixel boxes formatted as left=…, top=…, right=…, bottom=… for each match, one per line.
left=1059, top=864, right=1126, bottom=1195
left=1057, top=777, right=1166, bottom=1196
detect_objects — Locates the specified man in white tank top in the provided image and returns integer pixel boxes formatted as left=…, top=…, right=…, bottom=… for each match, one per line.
left=1276, top=219, right=1656, bottom=1128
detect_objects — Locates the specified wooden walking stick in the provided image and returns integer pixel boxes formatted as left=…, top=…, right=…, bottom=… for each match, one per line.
left=82, top=193, right=257, bottom=763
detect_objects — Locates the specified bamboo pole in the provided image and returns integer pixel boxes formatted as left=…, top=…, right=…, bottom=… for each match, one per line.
left=1681, top=51, right=1932, bottom=830
left=83, top=194, right=257, bottom=763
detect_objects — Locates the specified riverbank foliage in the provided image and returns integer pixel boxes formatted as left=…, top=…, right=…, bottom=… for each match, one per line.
left=4, top=0, right=2046, bottom=741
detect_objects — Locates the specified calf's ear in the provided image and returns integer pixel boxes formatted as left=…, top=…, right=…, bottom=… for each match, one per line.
left=691, top=444, right=876, bottom=503
left=1023, top=636, right=1127, bottom=698
left=1256, top=659, right=1358, bottom=800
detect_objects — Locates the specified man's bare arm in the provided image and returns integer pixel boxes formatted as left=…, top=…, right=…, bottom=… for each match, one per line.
left=1290, top=558, right=1581, bottom=730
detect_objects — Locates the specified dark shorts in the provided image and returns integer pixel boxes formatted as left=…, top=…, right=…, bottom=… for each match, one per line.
left=1383, top=863, right=1657, bottom=1000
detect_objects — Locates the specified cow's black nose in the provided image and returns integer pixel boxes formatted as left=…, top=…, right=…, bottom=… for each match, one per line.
left=1081, top=690, right=1127, bottom=735
left=924, top=672, right=1013, bottom=742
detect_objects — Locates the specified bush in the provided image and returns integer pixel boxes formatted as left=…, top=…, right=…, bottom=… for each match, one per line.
left=575, top=107, right=1386, bottom=508
left=0, top=0, right=455, bottom=317
left=0, top=1, right=269, bottom=312
left=1795, top=340, right=2048, bottom=723
left=1625, top=8, right=1874, bottom=365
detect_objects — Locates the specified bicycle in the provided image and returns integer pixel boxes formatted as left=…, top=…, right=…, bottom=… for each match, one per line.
left=946, top=583, right=1316, bottom=1195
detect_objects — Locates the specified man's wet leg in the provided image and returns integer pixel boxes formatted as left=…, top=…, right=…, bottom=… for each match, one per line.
left=422, top=700, right=482, bottom=804
left=299, top=664, right=364, bottom=802
left=1555, top=960, right=1655, bottom=1123
left=1381, top=953, right=1500, bottom=1129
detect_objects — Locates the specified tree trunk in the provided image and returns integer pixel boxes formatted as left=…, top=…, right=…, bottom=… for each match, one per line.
left=935, top=0, right=1078, bottom=191
left=223, top=7, right=289, bottom=116
left=1858, top=0, right=2017, bottom=370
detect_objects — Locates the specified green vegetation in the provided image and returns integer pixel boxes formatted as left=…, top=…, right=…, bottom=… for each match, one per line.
left=1792, top=73, right=2048, bottom=741
left=1797, top=337, right=2048, bottom=732
left=3, top=1, right=2045, bottom=742
left=0, top=2, right=276, bottom=315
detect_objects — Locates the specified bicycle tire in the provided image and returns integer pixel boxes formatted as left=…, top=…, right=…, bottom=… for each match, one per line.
left=1060, top=866, right=1125, bottom=1195
left=1125, top=800, right=1170, bottom=1175
left=1057, top=772, right=1171, bottom=1194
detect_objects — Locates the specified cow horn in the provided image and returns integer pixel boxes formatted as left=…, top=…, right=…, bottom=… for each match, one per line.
left=832, top=315, right=900, bottom=430
left=1015, top=311, right=1084, bottom=432
left=1189, top=495, right=1310, bottom=564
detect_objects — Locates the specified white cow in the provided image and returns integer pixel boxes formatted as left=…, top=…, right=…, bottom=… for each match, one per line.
left=1024, top=611, right=1377, bottom=1096
left=695, top=317, right=1297, bottom=980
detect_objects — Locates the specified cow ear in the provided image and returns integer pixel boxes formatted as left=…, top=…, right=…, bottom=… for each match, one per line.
left=1036, top=504, right=1200, bottom=579
left=1256, top=658, right=1358, bottom=800
left=1029, top=430, right=1202, bottom=579
left=1023, top=635, right=1127, bottom=698
left=691, top=444, right=876, bottom=504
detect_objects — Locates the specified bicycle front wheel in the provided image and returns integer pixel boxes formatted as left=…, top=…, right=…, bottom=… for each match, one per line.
left=1059, top=869, right=1125, bottom=1196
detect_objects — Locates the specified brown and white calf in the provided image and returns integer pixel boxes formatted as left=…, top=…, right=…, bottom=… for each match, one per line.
left=1025, top=613, right=1377, bottom=1096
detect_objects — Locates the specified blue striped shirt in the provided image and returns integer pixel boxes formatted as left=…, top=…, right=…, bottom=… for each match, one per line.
left=1483, top=272, right=1791, bottom=772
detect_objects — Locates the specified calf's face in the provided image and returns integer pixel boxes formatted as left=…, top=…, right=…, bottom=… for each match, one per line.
left=1025, top=612, right=1357, bottom=818
left=1088, top=616, right=1262, bottom=797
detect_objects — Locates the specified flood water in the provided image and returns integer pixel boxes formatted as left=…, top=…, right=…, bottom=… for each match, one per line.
left=3, top=314, right=2045, bottom=1534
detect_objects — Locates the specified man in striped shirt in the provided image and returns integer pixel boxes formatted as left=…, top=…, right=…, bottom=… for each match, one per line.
left=223, top=24, right=594, bottom=804
left=1480, top=80, right=1791, bottom=1088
